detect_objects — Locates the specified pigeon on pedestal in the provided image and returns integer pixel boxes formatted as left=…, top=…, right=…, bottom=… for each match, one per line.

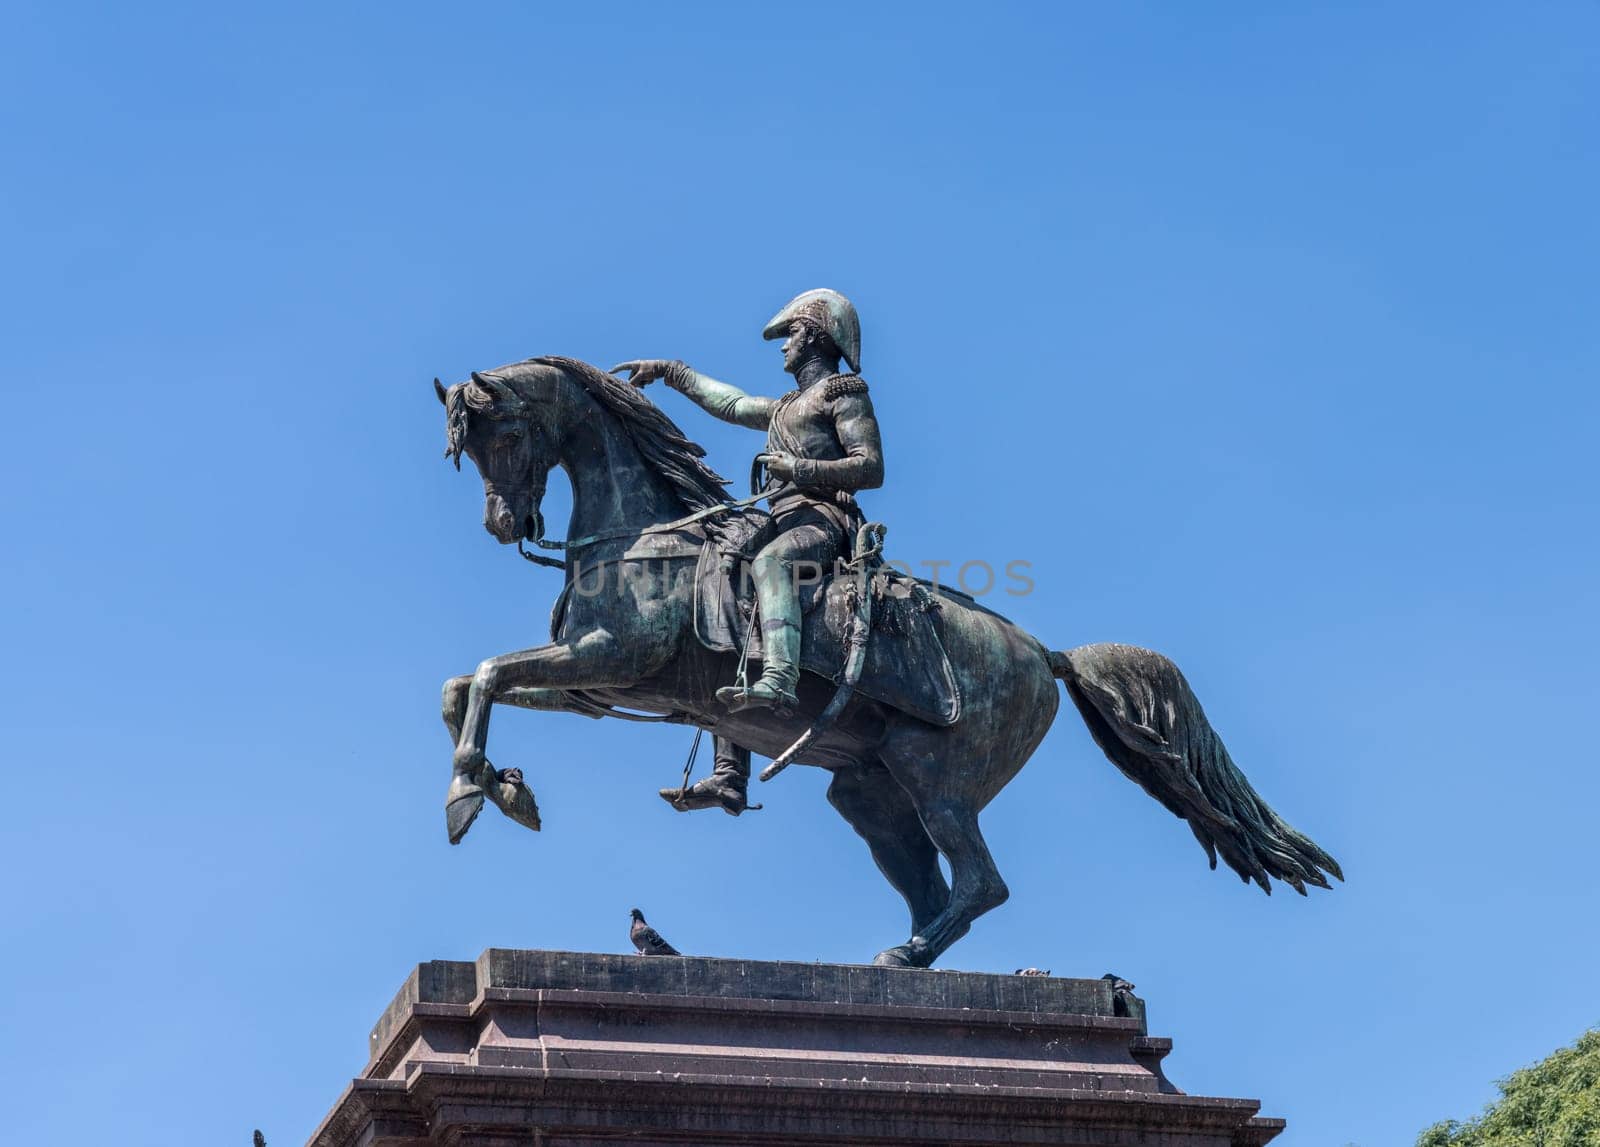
left=629, top=908, right=681, bottom=956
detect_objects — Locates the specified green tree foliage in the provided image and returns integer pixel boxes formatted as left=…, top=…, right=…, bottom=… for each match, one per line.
left=1418, top=1030, right=1600, bottom=1146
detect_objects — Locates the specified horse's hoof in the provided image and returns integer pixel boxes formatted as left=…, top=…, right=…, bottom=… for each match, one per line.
left=446, top=790, right=485, bottom=845
left=487, top=768, right=542, bottom=833
left=872, top=937, right=933, bottom=968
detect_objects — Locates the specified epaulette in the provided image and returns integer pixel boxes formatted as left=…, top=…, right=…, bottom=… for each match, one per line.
left=824, top=374, right=869, bottom=400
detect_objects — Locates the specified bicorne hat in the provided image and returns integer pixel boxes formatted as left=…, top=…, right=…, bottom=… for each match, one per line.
left=761, top=288, right=861, bottom=374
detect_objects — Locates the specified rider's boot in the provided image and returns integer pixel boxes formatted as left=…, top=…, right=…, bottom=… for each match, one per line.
left=717, top=561, right=801, bottom=715
left=659, top=739, right=760, bottom=815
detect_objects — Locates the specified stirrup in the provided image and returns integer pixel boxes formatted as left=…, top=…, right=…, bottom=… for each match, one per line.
left=659, top=775, right=762, bottom=816
left=715, top=681, right=798, bottom=716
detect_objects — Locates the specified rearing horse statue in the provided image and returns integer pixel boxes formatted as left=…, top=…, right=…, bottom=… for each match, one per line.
left=435, top=355, right=1342, bottom=968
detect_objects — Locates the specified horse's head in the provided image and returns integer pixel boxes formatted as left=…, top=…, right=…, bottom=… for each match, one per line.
left=435, top=370, right=561, bottom=545
left=436, top=355, right=734, bottom=552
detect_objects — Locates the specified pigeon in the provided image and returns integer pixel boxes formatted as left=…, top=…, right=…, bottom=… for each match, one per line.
left=629, top=908, right=680, bottom=956
left=1015, top=967, right=1051, bottom=976
left=1101, top=972, right=1135, bottom=992
left=254, top=1133, right=266, bottom=1147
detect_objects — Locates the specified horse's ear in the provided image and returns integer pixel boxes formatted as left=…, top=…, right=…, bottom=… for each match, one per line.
left=434, top=377, right=448, bottom=406
left=471, top=371, right=517, bottom=405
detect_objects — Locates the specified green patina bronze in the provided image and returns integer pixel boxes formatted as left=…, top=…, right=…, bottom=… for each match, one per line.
left=434, top=290, right=1342, bottom=969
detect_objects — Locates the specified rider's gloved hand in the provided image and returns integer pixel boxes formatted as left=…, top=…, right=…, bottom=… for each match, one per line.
left=610, top=360, right=691, bottom=391
left=759, top=451, right=799, bottom=482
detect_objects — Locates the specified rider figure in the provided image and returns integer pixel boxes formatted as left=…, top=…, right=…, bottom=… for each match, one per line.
left=614, top=289, right=885, bottom=812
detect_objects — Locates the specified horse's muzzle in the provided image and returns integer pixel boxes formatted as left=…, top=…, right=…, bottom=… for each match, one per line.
left=484, top=493, right=522, bottom=544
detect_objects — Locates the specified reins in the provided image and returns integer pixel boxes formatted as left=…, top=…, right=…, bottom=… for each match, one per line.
left=516, top=485, right=793, bottom=567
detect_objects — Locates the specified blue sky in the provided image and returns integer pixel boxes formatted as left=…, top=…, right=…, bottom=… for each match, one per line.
left=2, top=3, right=1596, bottom=1144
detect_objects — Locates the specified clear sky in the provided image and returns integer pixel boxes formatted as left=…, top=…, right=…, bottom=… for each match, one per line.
left=2, top=3, right=1596, bottom=1144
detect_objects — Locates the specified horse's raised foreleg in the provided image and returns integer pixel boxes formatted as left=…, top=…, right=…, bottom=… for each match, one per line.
left=827, top=764, right=950, bottom=935
left=443, top=676, right=597, bottom=743
left=442, top=675, right=609, bottom=841
left=455, top=634, right=633, bottom=763
left=445, top=633, right=639, bottom=843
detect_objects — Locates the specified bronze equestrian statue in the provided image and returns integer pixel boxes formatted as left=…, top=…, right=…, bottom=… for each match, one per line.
left=434, top=289, right=1342, bottom=969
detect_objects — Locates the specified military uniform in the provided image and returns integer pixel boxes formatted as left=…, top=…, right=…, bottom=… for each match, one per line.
left=618, top=288, right=883, bottom=810
left=735, top=370, right=880, bottom=678
left=764, top=373, right=878, bottom=526
left=705, top=291, right=881, bottom=714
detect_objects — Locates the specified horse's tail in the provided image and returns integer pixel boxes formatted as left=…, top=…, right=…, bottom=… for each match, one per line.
left=1048, top=643, right=1343, bottom=895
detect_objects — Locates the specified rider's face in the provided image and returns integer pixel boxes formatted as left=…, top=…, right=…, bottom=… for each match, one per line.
left=781, top=322, right=808, bottom=375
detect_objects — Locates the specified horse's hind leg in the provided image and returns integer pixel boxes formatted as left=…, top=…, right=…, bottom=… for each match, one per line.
left=827, top=764, right=950, bottom=935
left=873, top=743, right=1012, bottom=968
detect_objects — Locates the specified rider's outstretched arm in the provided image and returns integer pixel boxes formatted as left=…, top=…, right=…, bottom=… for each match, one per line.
left=613, top=358, right=775, bottom=429
left=664, top=363, right=775, bottom=430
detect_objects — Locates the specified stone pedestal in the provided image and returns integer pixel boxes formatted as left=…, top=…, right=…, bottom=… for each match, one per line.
left=309, top=950, right=1282, bottom=1146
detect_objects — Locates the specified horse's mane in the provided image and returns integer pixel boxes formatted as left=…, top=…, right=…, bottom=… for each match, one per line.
left=491, top=356, right=732, bottom=513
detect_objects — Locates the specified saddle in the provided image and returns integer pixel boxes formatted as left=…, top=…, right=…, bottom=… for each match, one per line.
left=692, top=512, right=962, bottom=727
